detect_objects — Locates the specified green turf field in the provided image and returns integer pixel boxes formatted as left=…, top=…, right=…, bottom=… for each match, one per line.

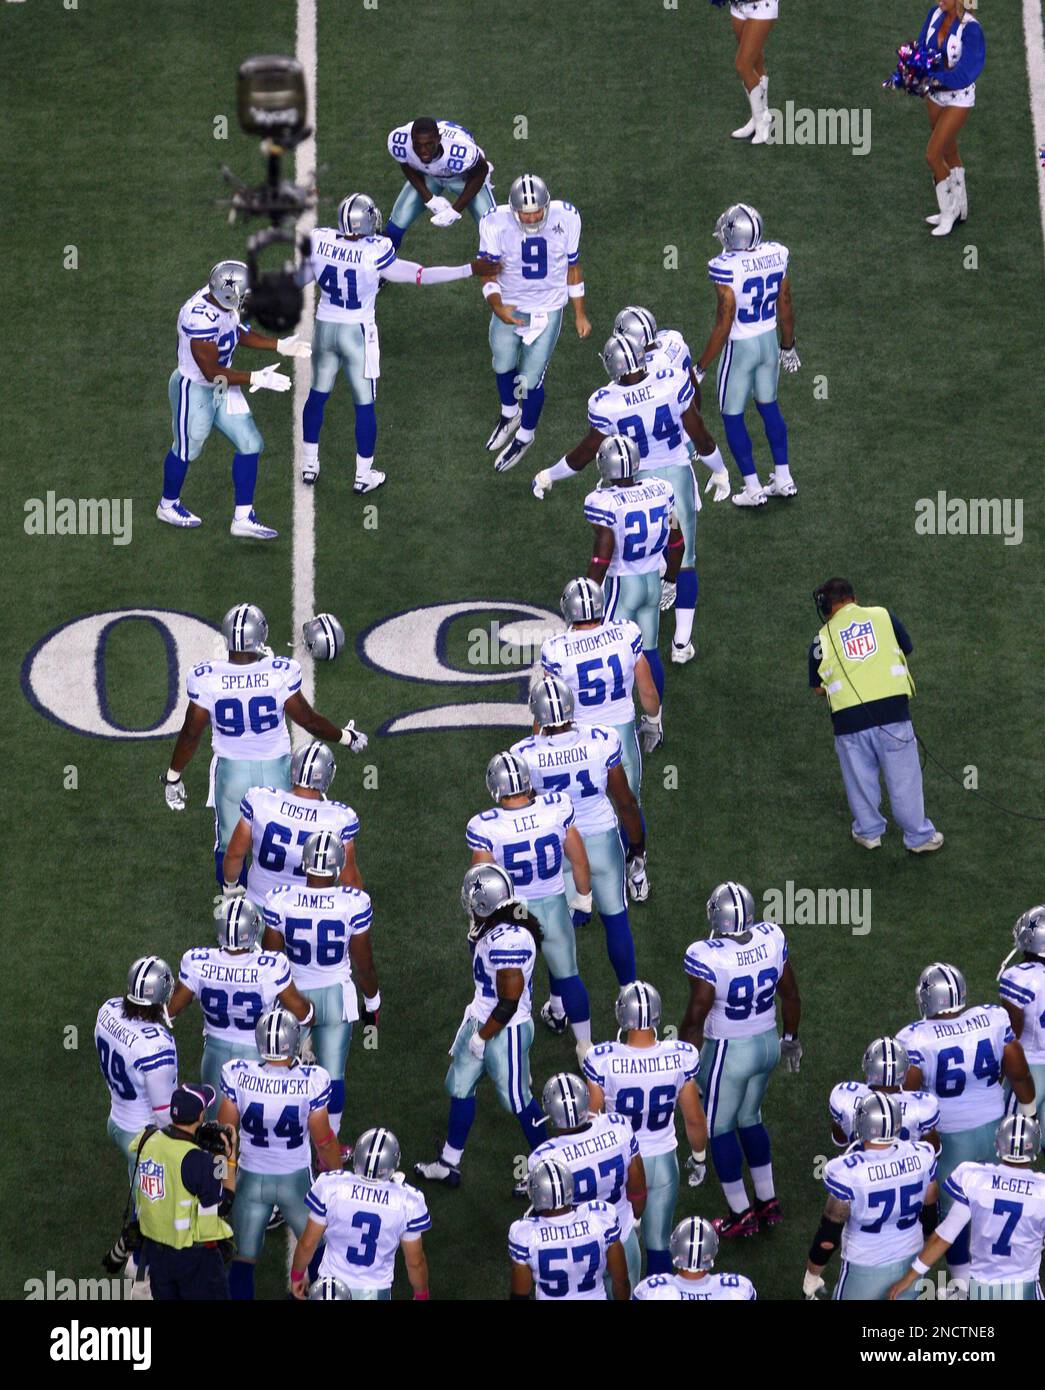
left=4, top=0, right=1042, bottom=1302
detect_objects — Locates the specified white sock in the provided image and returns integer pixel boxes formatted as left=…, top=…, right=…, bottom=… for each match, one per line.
left=440, top=1142, right=463, bottom=1167
left=302, top=442, right=319, bottom=464
left=160, top=496, right=178, bottom=508
left=750, top=1162, right=775, bottom=1201
left=571, top=1019, right=592, bottom=1046
left=698, top=445, right=726, bottom=473
left=233, top=504, right=253, bottom=520
left=516, top=426, right=534, bottom=444
left=674, top=609, right=695, bottom=647
left=547, top=994, right=565, bottom=1018
left=773, top=464, right=792, bottom=485
left=723, top=1179, right=750, bottom=1214
left=355, top=454, right=374, bottom=480
left=502, top=404, right=520, bottom=420
left=745, top=474, right=764, bottom=496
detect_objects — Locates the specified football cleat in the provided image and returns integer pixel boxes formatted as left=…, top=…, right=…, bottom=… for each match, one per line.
left=353, top=469, right=386, bottom=495
left=494, top=435, right=533, bottom=473
left=266, top=1207, right=286, bottom=1233
left=486, top=411, right=521, bottom=452
left=765, top=471, right=798, bottom=498
left=540, top=1001, right=569, bottom=1036
left=754, top=1196, right=783, bottom=1227
left=230, top=511, right=278, bottom=540
left=412, top=1152, right=462, bottom=1189
left=301, top=459, right=320, bottom=485
left=671, top=641, right=695, bottom=664
left=712, top=1208, right=759, bottom=1239
left=731, top=488, right=767, bottom=508
left=156, top=501, right=201, bottom=528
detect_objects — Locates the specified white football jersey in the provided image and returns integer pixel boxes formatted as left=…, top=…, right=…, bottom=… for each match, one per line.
left=175, top=288, right=244, bottom=386
left=509, top=1201, right=620, bottom=1301
left=683, top=923, right=789, bottom=1040
left=583, top=1039, right=700, bottom=1158
left=220, top=1058, right=331, bottom=1175
left=239, top=787, right=359, bottom=901
left=468, top=921, right=537, bottom=1028
left=263, top=884, right=372, bottom=1002
left=583, top=477, right=677, bottom=579
left=707, top=240, right=790, bottom=342
left=897, top=1005, right=1014, bottom=1132
left=510, top=725, right=622, bottom=838
left=824, top=1140, right=938, bottom=1266
left=306, top=228, right=397, bottom=324
left=94, top=999, right=178, bottom=1132
left=999, top=961, right=1045, bottom=1064
left=644, top=328, right=693, bottom=377
left=477, top=200, right=581, bottom=311
left=178, top=947, right=291, bottom=1043
left=186, top=655, right=301, bottom=761
left=387, top=119, right=486, bottom=180
left=631, top=1275, right=683, bottom=1300
left=542, top=620, right=644, bottom=729
left=829, top=1082, right=940, bottom=1147
left=466, top=793, right=575, bottom=899
left=943, top=1161, right=1045, bottom=1286
left=587, top=368, right=694, bottom=472
left=307, top=1170, right=431, bottom=1292
left=529, top=1113, right=641, bottom=1240
left=655, top=1271, right=757, bottom=1301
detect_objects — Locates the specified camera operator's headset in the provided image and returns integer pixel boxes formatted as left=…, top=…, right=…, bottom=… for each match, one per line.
left=812, top=584, right=1042, bottom=823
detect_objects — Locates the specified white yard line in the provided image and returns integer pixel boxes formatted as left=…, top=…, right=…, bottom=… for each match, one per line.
left=1023, top=0, right=1045, bottom=255
left=292, top=0, right=318, bottom=723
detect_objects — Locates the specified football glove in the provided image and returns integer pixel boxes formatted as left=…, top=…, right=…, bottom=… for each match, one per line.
left=693, top=363, right=706, bottom=384
left=426, top=195, right=453, bottom=218
left=531, top=470, right=552, bottom=500
left=781, top=1036, right=803, bottom=1073
left=779, top=343, right=801, bottom=373
left=222, top=881, right=246, bottom=901
left=803, top=1271, right=826, bottom=1300
left=275, top=335, right=312, bottom=359
left=685, top=1152, right=707, bottom=1187
left=249, top=364, right=292, bottom=393
left=659, top=580, right=677, bottom=612
left=704, top=470, right=731, bottom=502
left=626, top=853, right=650, bottom=903
left=340, top=721, right=368, bottom=752
left=638, top=713, right=663, bottom=754
left=569, top=891, right=593, bottom=929
left=430, top=206, right=462, bottom=227
left=163, top=774, right=186, bottom=811
left=467, top=1029, right=487, bottom=1061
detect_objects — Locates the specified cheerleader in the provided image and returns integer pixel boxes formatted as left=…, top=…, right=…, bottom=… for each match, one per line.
left=727, top=1, right=779, bottom=146
left=918, top=1, right=986, bottom=236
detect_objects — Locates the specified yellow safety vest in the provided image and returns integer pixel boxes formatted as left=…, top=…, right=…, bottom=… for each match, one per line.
left=133, top=1129, right=233, bottom=1250
left=816, top=604, right=914, bottom=714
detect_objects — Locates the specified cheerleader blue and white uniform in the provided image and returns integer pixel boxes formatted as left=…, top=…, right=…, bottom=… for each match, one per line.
left=918, top=6, right=986, bottom=109
left=730, top=1, right=778, bottom=20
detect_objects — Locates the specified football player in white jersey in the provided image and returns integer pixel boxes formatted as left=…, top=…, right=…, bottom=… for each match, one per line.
left=696, top=204, right=798, bottom=507
left=998, top=906, right=1045, bottom=1126
left=512, top=677, right=642, bottom=997
left=414, top=865, right=546, bottom=1190
left=218, top=1007, right=342, bottom=1300
left=384, top=116, right=495, bottom=248
left=222, top=741, right=362, bottom=903
left=829, top=1036, right=941, bottom=1152
left=163, top=603, right=367, bottom=885
left=262, top=830, right=380, bottom=1140
left=634, top=1216, right=757, bottom=1300
left=889, top=1114, right=1045, bottom=1302
left=584, top=982, right=708, bottom=1275
left=299, top=193, right=494, bottom=491
left=292, top=1127, right=432, bottom=1300
left=158, top=259, right=307, bottom=537
left=477, top=175, right=591, bottom=473
left=720, top=2, right=780, bottom=145
left=467, top=751, right=593, bottom=1059
left=168, top=898, right=314, bottom=1106
left=803, top=1092, right=938, bottom=1301
left=529, top=1073, right=646, bottom=1287
left=541, top=577, right=663, bottom=803
left=897, top=961, right=1036, bottom=1280
left=96, top=956, right=178, bottom=1179
left=532, top=333, right=731, bottom=675
left=680, top=881, right=801, bottom=1240
left=509, top=1157, right=629, bottom=1301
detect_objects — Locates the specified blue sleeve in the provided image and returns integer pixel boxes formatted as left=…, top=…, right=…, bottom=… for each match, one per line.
left=938, top=22, right=985, bottom=89
left=181, top=1147, right=224, bottom=1205
left=917, top=7, right=934, bottom=48
left=888, top=612, right=913, bottom=656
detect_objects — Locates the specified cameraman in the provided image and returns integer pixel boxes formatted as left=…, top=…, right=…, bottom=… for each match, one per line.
left=133, top=1084, right=237, bottom=1300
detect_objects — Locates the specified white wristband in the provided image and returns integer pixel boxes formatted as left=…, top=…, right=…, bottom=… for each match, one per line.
left=568, top=282, right=585, bottom=299
left=911, top=1257, right=930, bottom=1275
left=364, top=992, right=381, bottom=1012
left=690, top=1149, right=706, bottom=1164
left=481, top=280, right=499, bottom=300
left=166, top=769, right=182, bottom=783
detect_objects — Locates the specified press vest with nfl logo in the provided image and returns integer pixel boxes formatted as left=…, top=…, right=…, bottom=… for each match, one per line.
left=816, top=604, right=914, bottom=714
left=133, top=1129, right=232, bottom=1250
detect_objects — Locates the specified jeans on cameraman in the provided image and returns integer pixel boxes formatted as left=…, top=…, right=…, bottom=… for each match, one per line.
left=142, top=1238, right=229, bottom=1300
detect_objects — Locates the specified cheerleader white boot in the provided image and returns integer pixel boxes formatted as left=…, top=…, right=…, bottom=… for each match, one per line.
left=732, top=75, right=768, bottom=139
left=930, top=177, right=958, bottom=236
left=750, top=81, right=774, bottom=145
left=925, top=172, right=951, bottom=225
left=952, top=167, right=968, bottom=222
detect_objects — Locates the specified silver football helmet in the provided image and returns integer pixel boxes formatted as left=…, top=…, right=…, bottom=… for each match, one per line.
left=995, top=1113, right=1042, bottom=1165
left=527, top=1156, right=574, bottom=1213
left=301, top=830, right=345, bottom=882
left=509, top=173, right=550, bottom=231
left=596, top=433, right=639, bottom=486
left=917, top=962, right=967, bottom=1019
left=542, top=1073, right=590, bottom=1130
left=713, top=202, right=764, bottom=252
left=354, top=1126, right=401, bottom=1181
left=461, top=863, right=518, bottom=935
left=308, top=1276, right=352, bottom=1300
left=221, top=603, right=269, bottom=654
left=615, top=980, right=662, bottom=1033
left=292, top=740, right=336, bottom=793
left=560, top=577, right=604, bottom=625
left=338, top=192, right=382, bottom=237
left=706, top=881, right=755, bottom=938
left=486, top=750, right=531, bottom=802
left=255, top=1006, right=302, bottom=1062
left=126, top=955, right=174, bottom=1008
left=218, top=896, right=262, bottom=951
left=862, top=1037, right=910, bottom=1089
left=530, top=674, right=574, bottom=730
left=1014, top=905, right=1045, bottom=956
left=613, top=305, right=658, bottom=355
left=208, top=259, right=250, bottom=312
left=600, top=332, right=645, bottom=382
left=669, top=1216, right=719, bottom=1273
left=302, top=612, right=345, bottom=662
left=854, top=1091, right=902, bottom=1144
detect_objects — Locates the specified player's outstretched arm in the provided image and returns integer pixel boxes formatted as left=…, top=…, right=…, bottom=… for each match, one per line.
left=190, top=338, right=252, bottom=389
left=679, top=978, right=713, bottom=1049
left=533, top=428, right=606, bottom=499
left=290, top=1218, right=325, bottom=1300
left=380, top=258, right=474, bottom=288
left=696, top=284, right=736, bottom=379
left=606, top=1240, right=631, bottom=1302
left=887, top=1228, right=953, bottom=1300
left=284, top=692, right=368, bottom=752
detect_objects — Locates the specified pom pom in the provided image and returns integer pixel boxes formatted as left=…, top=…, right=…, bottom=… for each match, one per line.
left=883, top=41, right=943, bottom=97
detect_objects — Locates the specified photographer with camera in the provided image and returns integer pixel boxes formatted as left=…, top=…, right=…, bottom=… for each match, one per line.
left=132, top=1083, right=237, bottom=1300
